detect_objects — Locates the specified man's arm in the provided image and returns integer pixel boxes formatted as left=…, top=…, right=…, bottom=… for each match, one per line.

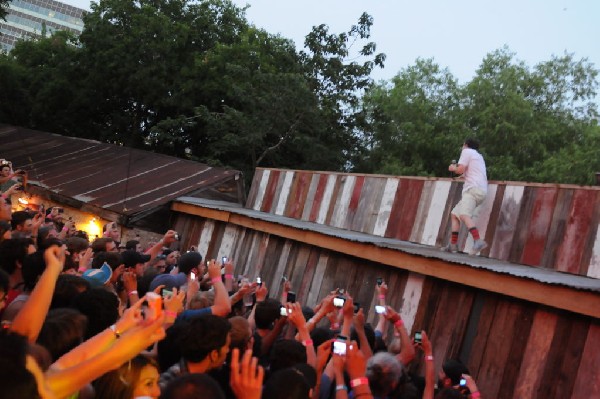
left=144, top=230, right=177, bottom=261
left=10, top=246, right=63, bottom=342
left=207, top=260, right=231, bottom=316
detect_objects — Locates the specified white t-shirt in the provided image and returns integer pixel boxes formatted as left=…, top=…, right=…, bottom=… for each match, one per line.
left=458, top=148, right=488, bottom=194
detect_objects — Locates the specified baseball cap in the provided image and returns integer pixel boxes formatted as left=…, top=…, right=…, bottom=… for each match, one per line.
left=82, top=262, right=113, bottom=287
left=121, top=250, right=151, bottom=268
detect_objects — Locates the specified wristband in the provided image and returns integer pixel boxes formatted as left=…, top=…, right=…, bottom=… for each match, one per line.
left=165, top=310, right=177, bottom=318
left=211, top=277, right=222, bottom=284
left=62, top=226, right=68, bottom=232
left=394, top=319, right=404, bottom=328
left=426, top=355, right=433, bottom=361
left=350, top=377, right=369, bottom=388
left=471, top=392, right=480, bottom=398
left=128, top=290, right=138, bottom=297
left=302, top=339, right=313, bottom=347
left=335, top=385, right=348, bottom=391
left=109, top=324, right=121, bottom=339
left=378, top=294, right=385, bottom=299
left=330, top=323, right=340, bottom=330
left=78, top=267, right=87, bottom=273
left=225, top=274, right=234, bottom=279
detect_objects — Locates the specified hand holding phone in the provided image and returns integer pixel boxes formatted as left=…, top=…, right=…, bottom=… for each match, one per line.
left=376, top=277, right=383, bottom=286
left=414, top=330, right=423, bottom=344
left=287, top=291, right=296, bottom=303
left=332, top=340, right=347, bottom=356
left=145, top=292, right=163, bottom=321
left=256, top=277, right=262, bottom=287
left=333, top=296, right=345, bottom=307
left=375, top=305, right=386, bottom=314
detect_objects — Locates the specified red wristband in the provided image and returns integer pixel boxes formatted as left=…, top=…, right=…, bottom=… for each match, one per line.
left=471, top=392, right=480, bottom=398
left=165, top=310, right=177, bottom=318
left=350, top=377, right=369, bottom=388
left=426, top=355, right=433, bottom=361
left=378, top=294, right=385, bottom=299
left=225, top=274, right=234, bottom=279
left=211, top=277, right=222, bottom=284
left=394, top=319, right=404, bottom=328
left=330, top=323, right=340, bottom=330
left=128, top=290, right=138, bottom=297
left=302, top=339, right=313, bottom=347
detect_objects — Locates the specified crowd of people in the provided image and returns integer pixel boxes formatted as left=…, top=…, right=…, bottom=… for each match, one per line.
left=0, top=159, right=484, bottom=399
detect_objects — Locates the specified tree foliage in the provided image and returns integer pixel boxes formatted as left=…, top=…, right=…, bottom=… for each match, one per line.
left=361, top=47, right=599, bottom=185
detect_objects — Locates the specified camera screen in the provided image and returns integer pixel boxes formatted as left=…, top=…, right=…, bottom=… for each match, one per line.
left=414, top=331, right=422, bottom=343
left=333, top=297, right=345, bottom=307
left=333, top=340, right=347, bottom=355
left=375, top=305, right=386, bottom=314
left=280, top=306, right=288, bottom=317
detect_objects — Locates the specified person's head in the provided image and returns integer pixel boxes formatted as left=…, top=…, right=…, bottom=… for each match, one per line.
left=11, top=211, right=33, bottom=234
left=160, top=373, right=225, bottom=399
left=91, top=237, right=117, bottom=254
left=188, top=290, right=214, bottom=310
left=351, top=323, right=376, bottom=352
left=228, top=316, right=253, bottom=353
left=254, top=298, right=282, bottom=330
left=72, top=287, right=120, bottom=339
left=0, top=331, right=51, bottom=399
left=37, top=308, right=87, bottom=362
left=50, top=274, right=90, bottom=309
left=22, top=251, right=48, bottom=292
left=440, top=359, right=469, bottom=388
left=262, top=368, right=311, bottom=399
left=64, top=236, right=89, bottom=272
left=178, top=251, right=202, bottom=276
left=0, top=237, right=36, bottom=277
left=179, top=315, right=231, bottom=370
left=121, top=250, right=150, bottom=277
left=0, top=163, right=11, bottom=177
left=0, top=197, right=12, bottom=222
left=92, top=251, right=125, bottom=283
left=125, top=239, right=143, bottom=253
left=0, top=220, right=11, bottom=242
left=164, top=250, right=179, bottom=266
left=269, top=339, right=308, bottom=374
left=310, top=327, right=335, bottom=349
left=463, top=138, right=480, bottom=151
left=366, top=352, right=404, bottom=396
left=150, top=255, right=167, bottom=273
left=103, top=222, right=121, bottom=242
left=37, top=226, right=58, bottom=248
left=93, top=355, right=160, bottom=399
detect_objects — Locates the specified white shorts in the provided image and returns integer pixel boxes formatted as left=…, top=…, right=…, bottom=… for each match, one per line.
left=451, top=188, right=486, bottom=218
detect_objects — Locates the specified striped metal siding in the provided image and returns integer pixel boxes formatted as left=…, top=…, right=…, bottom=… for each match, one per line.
left=246, top=169, right=600, bottom=278
left=172, top=213, right=600, bottom=399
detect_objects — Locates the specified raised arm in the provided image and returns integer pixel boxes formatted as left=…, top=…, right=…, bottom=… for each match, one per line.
left=385, top=306, right=416, bottom=366
left=421, top=331, right=435, bottom=399
left=208, top=260, right=232, bottom=316
left=10, top=246, right=64, bottom=342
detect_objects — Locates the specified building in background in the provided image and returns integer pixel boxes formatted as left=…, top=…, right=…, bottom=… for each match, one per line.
left=0, top=0, right=85, bottom=52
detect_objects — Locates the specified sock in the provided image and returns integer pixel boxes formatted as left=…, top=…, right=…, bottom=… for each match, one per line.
left=469, top=227, right=480, bottom=241
left=451, top=231, right=459, bottom=244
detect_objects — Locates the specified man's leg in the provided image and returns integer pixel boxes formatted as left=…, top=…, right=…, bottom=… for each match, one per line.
left=442, top=213, right=461, bottom=252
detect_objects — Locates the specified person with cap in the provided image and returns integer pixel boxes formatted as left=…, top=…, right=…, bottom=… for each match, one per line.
left=82, top=262, right=113, bottom=289
left=122, top=250, right=151, bottom=278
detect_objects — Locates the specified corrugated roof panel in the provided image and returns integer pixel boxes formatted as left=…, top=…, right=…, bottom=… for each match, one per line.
left=0, top=125, right=242, bottom=216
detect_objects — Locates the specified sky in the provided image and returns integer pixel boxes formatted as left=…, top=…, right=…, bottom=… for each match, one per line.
left=62, top=0, right=600, bottom=87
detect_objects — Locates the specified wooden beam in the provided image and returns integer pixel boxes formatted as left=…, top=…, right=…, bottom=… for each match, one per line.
left=172, top=203, right=600, bottom=319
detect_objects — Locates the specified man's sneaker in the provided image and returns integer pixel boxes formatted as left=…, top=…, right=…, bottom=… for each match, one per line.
left=470, top=239, right=488, bottom=255
left=442, top=243, right=458, bottom=253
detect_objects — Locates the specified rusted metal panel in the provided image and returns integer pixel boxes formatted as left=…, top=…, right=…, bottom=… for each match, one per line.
left=0, top=125, right=242, bottom=224
left=555, top=189, right=598, bottom=274
left=520, top=187, right=558, bottom=266
left=571, top=323, right=600, bottom=398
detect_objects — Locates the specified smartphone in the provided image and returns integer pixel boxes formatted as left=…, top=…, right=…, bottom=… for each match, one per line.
left=459, top=378, right=467, bottom=387
left=280, top=306, right=291, bottom=316
left=332, top=340, right=347, bottom=356
left=375, top=305, right=386, bottom=314
left=256, top=277, right=262, bottom=286
left=353, top=302, right=360, bottom=313
left=161, top=288, right=173, bottom=298
left=190, top=272, right=196, bottom=281
left=333, top=296, right=345, bottom=307
left=287, top=291, right=296, bottom=303
left=376, top=277, right=383, bottom=286
left=145, top=292, right=162, bottom=321
left=222, top=256, right=228, bottom=263
left=414, top=331, right=423, bottom=344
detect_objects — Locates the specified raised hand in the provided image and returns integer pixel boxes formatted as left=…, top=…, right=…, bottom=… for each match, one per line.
left=230, top=348, right=264, bottom=399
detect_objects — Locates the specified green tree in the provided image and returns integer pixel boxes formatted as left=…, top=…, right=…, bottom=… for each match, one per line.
left=0, top=0, right=9, bottom=22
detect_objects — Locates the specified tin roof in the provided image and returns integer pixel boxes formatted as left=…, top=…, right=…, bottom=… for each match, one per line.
left=0, top=125, right=244, bottom=222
